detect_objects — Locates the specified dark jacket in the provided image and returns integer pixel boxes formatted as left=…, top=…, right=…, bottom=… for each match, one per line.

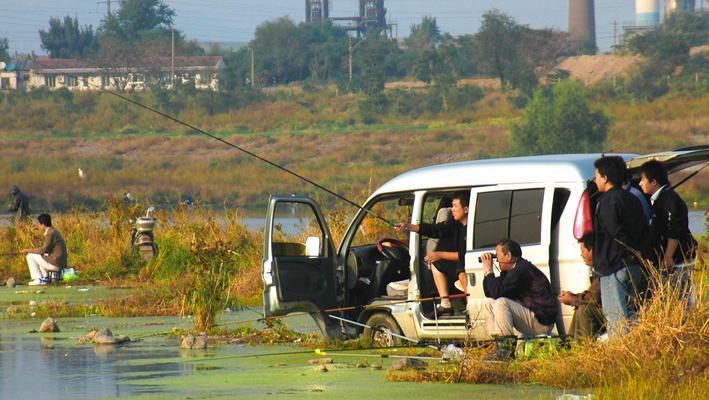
left=570, top=274, right=601, bottom=307
left=30, top=227, right=67, bottom=270
left=419, top=219, right=466, bottom=274
left=593, top=186, right=647, bottom=276
left=483, top=258, right=559, bottom=326
left=649, top=187, right=697, bottom=263
left=9, top=186, right=30, bottom=219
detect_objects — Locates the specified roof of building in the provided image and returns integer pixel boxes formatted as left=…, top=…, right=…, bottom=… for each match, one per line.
left=32, top=56, right=224, bottom=73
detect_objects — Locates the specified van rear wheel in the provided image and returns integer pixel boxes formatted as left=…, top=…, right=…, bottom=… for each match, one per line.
left=363, top=313, right=402, bottom=347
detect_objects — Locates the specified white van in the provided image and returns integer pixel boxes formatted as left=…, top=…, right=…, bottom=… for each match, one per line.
left=262, top=149, right=707, bottom=344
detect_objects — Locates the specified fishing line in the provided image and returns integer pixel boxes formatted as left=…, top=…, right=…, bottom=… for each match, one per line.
left=29, top=59, right=393, bottom=226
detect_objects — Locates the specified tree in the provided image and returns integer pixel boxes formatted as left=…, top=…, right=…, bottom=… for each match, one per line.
left=405, top=16, right=442, bottom=53
left=99, top=0, right=175, bottom=42
left=510, top=80, right=609, bottom=156
left=0, top=38, right=9, bottom=63
left=39, top=16, right=97, bottom=58
left=475, top=10, right=522, bottom=87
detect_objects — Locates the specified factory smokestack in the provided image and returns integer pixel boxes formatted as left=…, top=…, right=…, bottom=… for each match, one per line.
left=636, top=0, right=660, bottom=25
left=568, top=0, right=596, bottom=47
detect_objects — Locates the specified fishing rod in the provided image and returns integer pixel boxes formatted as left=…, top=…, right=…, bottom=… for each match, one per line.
left=215, top=293, right=471, bottom=328
left=0, top=252, right=20, bottom=257
left=29, top=60, right=394, bottom=227
left=673, top=161, right=708, bottom=190
left=314, top=348, right=441, bottom=361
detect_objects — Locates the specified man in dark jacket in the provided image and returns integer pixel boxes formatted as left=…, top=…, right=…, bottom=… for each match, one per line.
left=639, top=160, right=697, bottom=268
left=558, top=233, right=605, bottom=339
left=9, top=185, right=30, bottom=221
left=21, top=214, right=67, bottom=285
left=481, top=239, right=558, bottom=338
left=639, top=160, right=697, bottom=300
left=592, top=156, right=647, bottom=338
left=395, top=192, right=469, bottom=318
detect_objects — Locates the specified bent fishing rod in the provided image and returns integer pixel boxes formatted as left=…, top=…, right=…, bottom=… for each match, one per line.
left=30, top=60, right=393, bottom=227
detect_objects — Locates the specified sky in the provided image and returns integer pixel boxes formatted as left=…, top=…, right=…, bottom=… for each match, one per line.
left=1, top=0, right=703, bottom=56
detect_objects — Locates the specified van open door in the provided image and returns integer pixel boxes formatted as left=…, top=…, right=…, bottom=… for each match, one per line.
left=262, top=195, right=341, bottom=338
left=626, top=146, right=709, bottom=175
left=463, top=184, right=555, bottom=337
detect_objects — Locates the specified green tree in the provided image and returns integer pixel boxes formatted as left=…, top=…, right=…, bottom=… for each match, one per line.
left=39, top=16, right=97, bottom=58
left=405, top=16, right=442, bottom=53
left=475, top=10, right=522, bottom=87
left=99, top=0, right=175, bottom=42
left=510, top=80, right=609, bottom=156
left=0, top=38, right=9, bottom=63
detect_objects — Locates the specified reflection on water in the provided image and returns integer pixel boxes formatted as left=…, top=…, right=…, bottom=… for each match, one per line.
left=0, top=335, right=191, bottom=400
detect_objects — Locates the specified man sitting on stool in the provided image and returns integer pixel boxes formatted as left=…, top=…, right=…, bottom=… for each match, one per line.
left=21, top=213, right=67, bottom=286
left=481, top=239, right=558, bottom=360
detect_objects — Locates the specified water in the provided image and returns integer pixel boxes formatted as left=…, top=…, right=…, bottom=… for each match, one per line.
left=3, top=211, right=705, bottom=235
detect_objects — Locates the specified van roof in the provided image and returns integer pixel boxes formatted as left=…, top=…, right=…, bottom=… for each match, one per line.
left=372, top=153, right=636, bottom=196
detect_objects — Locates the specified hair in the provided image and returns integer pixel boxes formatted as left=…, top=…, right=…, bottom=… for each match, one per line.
left=452, top=191, right=470, bottom=208
left=594, top=156, right=625, bottom=187
left=578, top=233, right=594, bottom=250
left=640, top=159, right=670, bottom=187
left=37, top=213, right=52, bottom=227
left=496, top=239, right=522, bottom=258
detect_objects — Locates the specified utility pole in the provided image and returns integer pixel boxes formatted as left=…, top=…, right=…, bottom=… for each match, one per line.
left=348, top=36, right=366, bottom=92
left=612, top=20, right=618, bottom=49
left=171, top=29, right=175, bottom=88
left=250, top=44, right=255, bottom=88
left=97, top=0, right=112, bottom=17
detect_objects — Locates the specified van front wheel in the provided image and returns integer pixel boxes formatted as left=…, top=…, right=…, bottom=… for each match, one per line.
left=363, top=313, right=402, bottom=347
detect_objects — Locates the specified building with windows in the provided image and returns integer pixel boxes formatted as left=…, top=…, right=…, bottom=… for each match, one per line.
left=21, top=56, right=224, bottom=92
left=0, top=60, right=33, bottom=91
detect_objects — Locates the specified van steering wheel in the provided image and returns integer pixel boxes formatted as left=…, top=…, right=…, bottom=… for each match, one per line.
left=376, top=238, right=410, bottom=266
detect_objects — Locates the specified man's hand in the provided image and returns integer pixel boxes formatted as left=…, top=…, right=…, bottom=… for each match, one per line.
left=481, top=252, right=494, bottom=275
left=664, top=253, right=676, bottom=272
left=558, top=291, right=576, bottom=306
left=424, top=252, right=443, bottom=264
left=20, top=249, right=30, bottom=255
left=394, top=223, right=410, bottom=232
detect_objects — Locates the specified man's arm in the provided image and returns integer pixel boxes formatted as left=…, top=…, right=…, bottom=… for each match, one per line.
left=23, top=232, right=52, bottom=255
left=425, top=251, right=458, bottom=264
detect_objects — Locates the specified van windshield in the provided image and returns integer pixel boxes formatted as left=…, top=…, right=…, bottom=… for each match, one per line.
left=350, top=195, right=413, bottom=247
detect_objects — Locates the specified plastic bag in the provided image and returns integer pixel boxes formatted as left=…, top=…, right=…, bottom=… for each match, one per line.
left=61, top=267, right=78, bottom=282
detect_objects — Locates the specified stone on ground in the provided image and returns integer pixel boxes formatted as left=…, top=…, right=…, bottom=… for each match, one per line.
left=388, top=357, right=428, bottom=371
left=39, top=317, right=60, bottom=333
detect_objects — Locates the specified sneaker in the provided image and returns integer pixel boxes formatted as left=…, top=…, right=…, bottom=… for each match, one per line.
left=29, top=278, right=48, bottom=286
left=596, top=332, right=609, bottom=342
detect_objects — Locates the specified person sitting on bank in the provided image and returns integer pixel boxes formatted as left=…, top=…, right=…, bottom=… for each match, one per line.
left=481, top=239, right=558, bottom=359
left=20, top=213, right=67, bottom=286
left=395, top=191, right=470, bottom=318
left=558, top=233, right=605, bottom=339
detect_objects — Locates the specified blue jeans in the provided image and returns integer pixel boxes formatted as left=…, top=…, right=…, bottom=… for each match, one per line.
left=600, top=264, right=644, bottom=338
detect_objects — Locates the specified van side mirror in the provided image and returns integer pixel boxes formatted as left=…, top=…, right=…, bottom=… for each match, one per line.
left=305, top=236, right=321, bottom=257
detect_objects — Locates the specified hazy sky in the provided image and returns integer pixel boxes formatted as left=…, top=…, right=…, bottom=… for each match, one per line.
left=1, top=0, right=695, bottom=55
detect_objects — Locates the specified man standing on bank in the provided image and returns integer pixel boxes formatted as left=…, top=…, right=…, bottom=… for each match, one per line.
left=592, top=156, right=647, bottom=338
left=20, top=214, right=67, bottom=286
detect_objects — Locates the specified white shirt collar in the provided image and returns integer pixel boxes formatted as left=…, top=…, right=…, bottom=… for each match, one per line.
left=44, top=227, right=50, bottom=236
left=651, top=185, right=668, bottom=204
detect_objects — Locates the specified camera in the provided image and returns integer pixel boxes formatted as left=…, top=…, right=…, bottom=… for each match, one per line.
left=478, top=254, right=497, bottom=263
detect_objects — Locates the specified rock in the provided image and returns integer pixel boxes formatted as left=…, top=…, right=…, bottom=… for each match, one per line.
left=355, top=362, right=368, bottom=368
left=6, top=277, right=15, bottom=288
left=192, top=335, right=207, bottom=349
left=308, top=357, right=333, bottom=365
left=39, top=317, right=60, bottom=333
left=370, top=363, right=382, bottom=370
left=6, top=305, right=17, bottom=315
left=308, top=359, right=319, bottom=365
left=79, top=330, right=98, bottom=344
left=318, top=365, right=328, bottom=372
left=181, top=333, right=206, bottom=349
left=93, top=328, right=118, bottom=345
left=181, top=334, right=196, bottom=349
left=388, top=357, right=428, bottom=371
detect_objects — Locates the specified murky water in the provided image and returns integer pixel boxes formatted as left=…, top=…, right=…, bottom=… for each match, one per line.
left=0, top=312, right=564, bottom=400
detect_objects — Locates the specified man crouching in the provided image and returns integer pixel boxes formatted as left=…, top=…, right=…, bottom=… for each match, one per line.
left=481, top=239, right=558, bottom=360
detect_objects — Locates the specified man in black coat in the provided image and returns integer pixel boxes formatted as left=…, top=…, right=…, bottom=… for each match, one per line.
left=639, top=160, right=697, bottom=268
left=481, top=239, right=558, bottom=338
left=592, top=156, right=647, bottom=338
left=9, top=185, right=30, bottom=221
left=639, top=160, right=697, bottom=300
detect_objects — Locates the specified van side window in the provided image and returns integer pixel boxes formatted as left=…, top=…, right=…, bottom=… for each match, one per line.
left=272, top=202, right=325, bottom=257
left=473, top=188, right=544, bottom=249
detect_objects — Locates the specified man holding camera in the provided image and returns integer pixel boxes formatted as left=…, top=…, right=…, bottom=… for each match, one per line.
left=481, top=240, right=558, bottom=358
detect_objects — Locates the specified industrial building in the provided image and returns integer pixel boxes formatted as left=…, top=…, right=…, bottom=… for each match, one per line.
left=568, top=0, right=597, bottom=47
left=306, top=0, right=393, bottom=37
